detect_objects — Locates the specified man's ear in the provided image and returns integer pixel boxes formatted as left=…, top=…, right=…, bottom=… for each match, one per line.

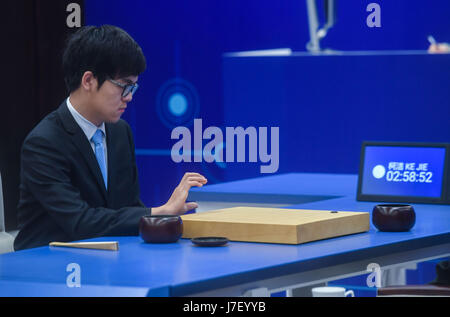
left=80, top=71, right=97, bottom=92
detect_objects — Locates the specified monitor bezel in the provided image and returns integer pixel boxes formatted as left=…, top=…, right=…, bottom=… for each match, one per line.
left=357, top=141, right=450, bottom=204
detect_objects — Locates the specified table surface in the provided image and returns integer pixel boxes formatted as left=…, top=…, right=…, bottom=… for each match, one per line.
left=1, top=173, right=449, bottom=296
left=0, top=279, right=151, bottom=297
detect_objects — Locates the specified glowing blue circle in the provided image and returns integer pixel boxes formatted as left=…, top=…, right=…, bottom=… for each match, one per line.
left=168, top=93, right=188, bottom=116
left=156, top=77, right=200, bottom=129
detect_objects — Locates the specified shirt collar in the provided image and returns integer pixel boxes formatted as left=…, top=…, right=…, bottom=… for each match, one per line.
left=66, top=97, right=106, bottom=141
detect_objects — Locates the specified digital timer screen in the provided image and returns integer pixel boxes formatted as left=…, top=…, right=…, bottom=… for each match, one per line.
left=361, top=146, right=446, bottom=198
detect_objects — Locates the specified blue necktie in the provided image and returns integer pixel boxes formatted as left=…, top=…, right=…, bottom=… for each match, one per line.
left=92, top=129, right=107, bottom=189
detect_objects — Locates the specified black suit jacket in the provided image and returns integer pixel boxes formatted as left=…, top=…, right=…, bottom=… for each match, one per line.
left=14, top=101, right=150, bottom=250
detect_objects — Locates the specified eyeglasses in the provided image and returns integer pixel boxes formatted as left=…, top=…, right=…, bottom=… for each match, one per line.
left=108, top=79, right=139, bottom=98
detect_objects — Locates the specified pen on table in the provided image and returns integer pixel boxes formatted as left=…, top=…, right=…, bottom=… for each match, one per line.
left=49, top=241, right=119, bottom=251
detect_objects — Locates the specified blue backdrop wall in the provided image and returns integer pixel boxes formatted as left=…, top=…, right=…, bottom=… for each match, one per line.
left=85, top=0, right=450, bottom=208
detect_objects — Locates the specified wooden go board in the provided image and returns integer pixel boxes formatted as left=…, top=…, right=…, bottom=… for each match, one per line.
left=181, top=207, right=370, bottom=244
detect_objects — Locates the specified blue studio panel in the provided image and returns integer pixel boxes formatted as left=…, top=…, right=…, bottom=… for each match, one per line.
left=222, top=52, right=450, bottom=180
left=85, top=0, right=450, bottom=206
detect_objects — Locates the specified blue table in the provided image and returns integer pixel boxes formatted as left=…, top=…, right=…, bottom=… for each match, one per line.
left=0, top=174, right=449, bottom=296
left=188, top=173, right=357, bottom=204
left=0, top=280, right=151, bottom=297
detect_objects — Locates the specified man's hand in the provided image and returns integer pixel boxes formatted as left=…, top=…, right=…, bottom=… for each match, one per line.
left=428, top=43, right=450, bottom=54
left=152, top=172, right=208, bottom=215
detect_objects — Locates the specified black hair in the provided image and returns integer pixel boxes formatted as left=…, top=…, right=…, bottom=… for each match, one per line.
left=62, top=25, right=146, bottom=93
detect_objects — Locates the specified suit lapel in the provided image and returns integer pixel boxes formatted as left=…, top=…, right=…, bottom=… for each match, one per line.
left=56, top=101, right=108, bottom=201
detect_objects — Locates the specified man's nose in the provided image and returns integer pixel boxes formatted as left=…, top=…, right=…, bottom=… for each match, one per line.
left=122, top=92, right=133, bottom=103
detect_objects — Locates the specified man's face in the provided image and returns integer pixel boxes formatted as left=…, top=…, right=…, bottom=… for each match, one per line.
left=90, top=75, right=138, bottom=125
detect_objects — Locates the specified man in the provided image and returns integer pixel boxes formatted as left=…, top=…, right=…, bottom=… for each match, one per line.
left=14, top=25, right=207, bottom=250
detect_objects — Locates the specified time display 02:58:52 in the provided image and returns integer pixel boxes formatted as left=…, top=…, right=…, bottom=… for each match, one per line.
left=386, top=171, right=433, bottom=183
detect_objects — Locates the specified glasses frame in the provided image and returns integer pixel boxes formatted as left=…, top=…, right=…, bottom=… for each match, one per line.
left=108, top=78, right=139, bottom=98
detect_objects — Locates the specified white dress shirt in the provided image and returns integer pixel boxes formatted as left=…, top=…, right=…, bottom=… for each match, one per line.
left=66, top=97, right=108, bottom=171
